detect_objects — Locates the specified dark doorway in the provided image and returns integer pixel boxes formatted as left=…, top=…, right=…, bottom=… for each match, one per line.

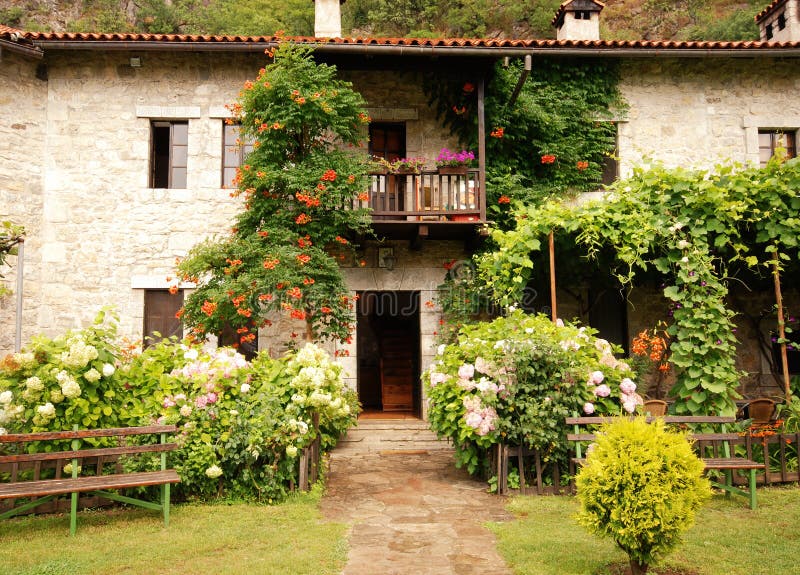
left=589, top=288, right=629, bottom=354
left=357, top=291, right=420, bottom=417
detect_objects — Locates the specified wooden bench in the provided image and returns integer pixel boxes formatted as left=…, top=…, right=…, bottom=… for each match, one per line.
left=0, top=425, right=180, bottom=534
left=566, top=415, right=764, bottom=509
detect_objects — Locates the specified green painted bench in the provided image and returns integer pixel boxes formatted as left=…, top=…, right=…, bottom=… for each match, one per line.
left=0, top=425, right=180, bottom=534
left=566, top=415, right=764, bottom=509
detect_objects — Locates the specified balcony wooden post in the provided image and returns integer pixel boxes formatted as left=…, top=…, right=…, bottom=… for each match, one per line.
left=478, top=77, right=487, bottom=222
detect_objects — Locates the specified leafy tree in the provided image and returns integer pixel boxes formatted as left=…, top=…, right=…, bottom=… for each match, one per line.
left=576, top=418, right=711, bottom=575
left=199, top=0, right=314, bottom=36
left=176, top=43, right=372, bottom=348
left=682, top=9, right=760, bottom=41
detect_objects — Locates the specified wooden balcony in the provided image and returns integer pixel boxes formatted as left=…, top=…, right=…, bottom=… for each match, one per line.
left=357, top=169, right=485, bottom=241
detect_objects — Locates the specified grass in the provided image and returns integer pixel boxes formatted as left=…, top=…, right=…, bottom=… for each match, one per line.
left=489, top=486, right=800, bottom=575
left=0, top=487, right=347, bottom=575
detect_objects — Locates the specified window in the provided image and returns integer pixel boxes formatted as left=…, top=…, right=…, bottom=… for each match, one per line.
left=369, top=123, right=406, bottom=163
left=143, top=289, right=183, bottom=347
left=222, top=122, right=255, bottom=188
left=766, top=23, right=774, bottom=40
left=574, top=10, right=592, bottom=20
left=778, top=13, right=786, bottom=31
left=601, top=123, right=619, bottom=186
left=150, top=121, right=188, bottom=188
left=758, top=130, right=797, bottom=166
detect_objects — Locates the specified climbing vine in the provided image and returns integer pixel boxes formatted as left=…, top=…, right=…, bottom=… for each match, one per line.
left=479, top=156, right=800, bottom=415
left=0, top=220, right=25, bottom=298
left=176, top=43, right=373, bottom=347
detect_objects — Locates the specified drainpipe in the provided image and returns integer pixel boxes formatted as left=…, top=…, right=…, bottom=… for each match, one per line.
left=478, top=78, right=486, bottom=222
left=14, top=238, right=24, bottom=352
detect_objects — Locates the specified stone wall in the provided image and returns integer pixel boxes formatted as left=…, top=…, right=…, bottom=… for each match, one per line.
left=0, top=52, right=46, bottom=352
left=618, top=58, right=800, bottom=175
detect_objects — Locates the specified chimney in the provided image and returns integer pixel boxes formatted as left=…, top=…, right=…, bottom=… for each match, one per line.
left=552, top=0, right=604, bottom=41
left=313, top=0, right=345, bottom=38
left=755, top=0, right=800, bottom=42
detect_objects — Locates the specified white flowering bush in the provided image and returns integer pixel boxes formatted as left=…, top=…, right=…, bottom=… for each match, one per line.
left=0, top=310, right=126, bottom=434
left=426, top=311, right=642, bottom=477
left=127, top=340, right=357, bottom=501
left=0, top=311, right=357, bottom=502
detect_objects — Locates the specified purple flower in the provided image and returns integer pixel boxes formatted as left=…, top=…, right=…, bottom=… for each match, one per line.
left=701, top=281, right=707, bottom=286
left=688, top=271, right=695, bottom=277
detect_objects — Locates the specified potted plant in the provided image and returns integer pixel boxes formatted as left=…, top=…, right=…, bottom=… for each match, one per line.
left=436, top=148, right=475, bottom=175
left=376, top=156, right=428, bottom=174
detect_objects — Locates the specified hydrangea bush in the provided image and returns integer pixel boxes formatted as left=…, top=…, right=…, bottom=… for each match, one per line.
left=126, top=340, right=357, bottom=501
left=0, top=310, right=125, bottom=434
left=425, top=311, right=643, bottom=476
left=0, top=312, right=358, bottom=502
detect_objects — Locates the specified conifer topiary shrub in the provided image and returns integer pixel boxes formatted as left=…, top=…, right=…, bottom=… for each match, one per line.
left=575, top=418, right=711, bottom=575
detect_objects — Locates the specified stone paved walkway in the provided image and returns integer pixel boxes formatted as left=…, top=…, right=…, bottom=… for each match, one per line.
left=321, top=450, right=513, bottom=575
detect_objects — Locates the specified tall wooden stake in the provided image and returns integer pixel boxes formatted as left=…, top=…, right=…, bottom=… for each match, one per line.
left=549, top=231, right=557, bottom=323
left=773, top=259, right=792, bottom=399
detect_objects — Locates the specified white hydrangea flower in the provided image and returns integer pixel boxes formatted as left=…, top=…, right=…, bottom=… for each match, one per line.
left=60, top=376, right=82, bottom=399
left=102, top=363, right=116, bottom=377
left=37, top=402, right=56, bottom=418
left=240, top=383, right=251, bottom=394
left=25, top=377, right=44, bottom=392
left=285, top=445, right=298, bottom=458
left=83, top=368, right=101, bottom=383
left=205, top=464, right=223, bottom=479
left=179, top=405, right=192, bottom=418
left=184, top=348, right=199, bottom=361
left=0, top=390, right=13, bottom=405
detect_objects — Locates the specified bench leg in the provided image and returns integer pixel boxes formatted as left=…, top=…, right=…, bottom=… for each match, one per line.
left=749, top=468, right=757, bottom=510
left=163, top=483, right=170, bottom=527
left=70, top=491, right=78, bottom=536
left=724, top=470, right=732, bottom=498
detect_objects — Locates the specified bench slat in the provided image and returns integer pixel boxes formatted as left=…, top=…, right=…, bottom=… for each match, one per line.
left=0, top=443, right=179, bottom=465
left=0, top=470, right=180, bottom=499
left=703, top=458, right=764, bottom=470
left=0, top=425, right=177, bottom=444
left=565, top=416, right=735, bottom=425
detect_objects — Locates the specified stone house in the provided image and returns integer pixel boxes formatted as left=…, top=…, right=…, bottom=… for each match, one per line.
left=1, top=0, right=799, bottom=418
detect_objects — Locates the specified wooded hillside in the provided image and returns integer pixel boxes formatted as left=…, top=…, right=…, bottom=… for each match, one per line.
left=0, top=0, right=762, bottom=41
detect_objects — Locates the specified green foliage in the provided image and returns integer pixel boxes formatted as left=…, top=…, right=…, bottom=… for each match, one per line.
left=69, top=0, right=131, bottom=32
left=576, top=418, right=711, bottom=574
left=481, top=158, right=800, bottom=415
left=426, top=58, right=623, bottom=206
left=200, top=0, right=313, bottom=36
left=1, top=314, right=357, bottom=501
left=681, top=8, right=760, bottom=41
left=0, top=7, right=26, bottom=27
left=177, top=42, right=373, bottom=346
left=426, top=311, right=643, bottom=477
left=777, top=396, right=800, bottom=433
left=0, top=309, right=127, bottom=434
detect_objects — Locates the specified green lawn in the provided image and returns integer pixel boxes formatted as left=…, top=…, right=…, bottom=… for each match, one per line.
left=0, top=488, right=347, bottom=575
left=489, top=486, right=800, bottom=575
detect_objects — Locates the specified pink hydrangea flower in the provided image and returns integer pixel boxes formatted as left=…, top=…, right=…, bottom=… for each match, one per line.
left=593, top=384, right=611, bottom=398
left=206, top=392, right=218, bottom=404
left=162, top=397, right=176, bottom=408
left=620, top=378, right=637, bottom=394
left=588, top=370, right=605, bottom=385
left=458, top=364, right=475, bottom=380
left=195, top=395, right=208, bottom=408
left=583, top=402, right=595, bottom=414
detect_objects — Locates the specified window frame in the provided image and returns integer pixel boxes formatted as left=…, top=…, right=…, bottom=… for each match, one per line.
left=758, top=129, right=797, bottom=167
left=150, top=120, right=188, bottom=189
left=143, top=288, right=184, bottom=347
left=221, top=121, right=255, bottom=189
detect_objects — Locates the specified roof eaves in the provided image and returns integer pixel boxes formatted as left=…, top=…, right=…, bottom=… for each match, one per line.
left=756, top=0, right=788, bottom=22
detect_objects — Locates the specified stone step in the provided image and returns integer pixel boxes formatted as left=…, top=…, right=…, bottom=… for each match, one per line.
left=334, top=418, right=453, bottom=455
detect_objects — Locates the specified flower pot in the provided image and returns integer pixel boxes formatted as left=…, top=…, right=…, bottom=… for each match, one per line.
left=450, top=213, right=479, bottom=222
left=437, top=166, right=468, bottom=176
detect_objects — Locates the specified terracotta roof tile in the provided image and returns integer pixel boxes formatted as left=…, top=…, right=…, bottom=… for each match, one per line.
left=9, top=30, right=800, bottom=53
left=756, top=0, right=787, bottom=22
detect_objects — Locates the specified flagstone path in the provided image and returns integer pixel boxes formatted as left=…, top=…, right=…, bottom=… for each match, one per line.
left=321, top=447, right=513, bottom=575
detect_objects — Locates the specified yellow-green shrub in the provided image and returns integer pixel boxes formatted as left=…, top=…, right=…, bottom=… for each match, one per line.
left=575, top=418, right=711, bottom=575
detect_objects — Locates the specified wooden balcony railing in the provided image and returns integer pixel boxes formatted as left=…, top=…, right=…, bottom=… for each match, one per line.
left=356, top=169, right=483, bottom=223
